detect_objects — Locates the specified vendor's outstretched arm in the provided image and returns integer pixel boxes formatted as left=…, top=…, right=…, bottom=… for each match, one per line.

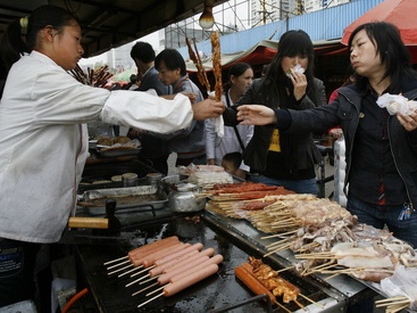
left=193, top=98, right=225, bottom=121
left=237, top=104, right=277, bottom=126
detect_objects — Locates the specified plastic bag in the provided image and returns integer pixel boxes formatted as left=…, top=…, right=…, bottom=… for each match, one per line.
left=377, top=93, right=417, bottom=115
left=380, top=265, right=417, bottom=310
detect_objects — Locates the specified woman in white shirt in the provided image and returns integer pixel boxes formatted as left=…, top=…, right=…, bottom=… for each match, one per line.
left=0, top=4, right=224, bottom=308
left=206, top=62, right=254, bottom=179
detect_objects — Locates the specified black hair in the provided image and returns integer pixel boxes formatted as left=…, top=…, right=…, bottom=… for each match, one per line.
left=155, top=48, right=187, bottom=76
left=228, top=62, right=252, bottom=79
left=225, top=62, right=252, bottom=90
left=262, top=29, right=318, bottom=105
left=0, top=5, right=78, bottom=76
left=222, top=152, right=242, bottom=169
left=269, top=30, right=315, bottom=82
left=348, top=21, right=417, bottom=93
left=130, top=41, right=156, bottom=63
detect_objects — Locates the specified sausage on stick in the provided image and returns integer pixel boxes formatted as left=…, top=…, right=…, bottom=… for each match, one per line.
left=138, top=263, right=219, bottom=308
left=105, top=236, right=180, bottom=268
left=131, top=243, right=188, bottom=268
left=126, top=243, right=205, bottom=285
left=158, top=254, right=223, bottom=286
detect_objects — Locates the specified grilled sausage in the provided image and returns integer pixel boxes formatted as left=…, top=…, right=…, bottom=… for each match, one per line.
left=154, top=243, right=203, bottom=267
left=130, top=243, right=186, bottom=267
left=163, top=264, right=219, bottom=296
left=234, top=263, right=276, bottom=303
left=148, top=243, right=204, bottom=277
left=127, top=236, right=180, bottom=260
left=162, top=247, right=216, bottom=274
left=158, top=254, right=223, bottom=286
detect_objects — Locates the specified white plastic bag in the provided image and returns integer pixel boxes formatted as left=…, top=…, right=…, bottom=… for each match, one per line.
left=333, top=136, right=348, bottom=207
left=377, top=93, right=417, bottom=115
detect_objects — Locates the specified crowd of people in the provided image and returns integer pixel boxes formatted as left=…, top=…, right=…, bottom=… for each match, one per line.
left=1, top=3, right=417, bottom=313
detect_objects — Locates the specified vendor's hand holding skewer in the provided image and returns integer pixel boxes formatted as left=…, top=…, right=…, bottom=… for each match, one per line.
left=193, top=99, right=225, bottom=121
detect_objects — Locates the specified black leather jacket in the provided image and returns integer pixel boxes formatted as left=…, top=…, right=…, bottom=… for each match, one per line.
left=223, top=77, right=326, bottom=175
left=283, top=84, right=417, bottom=208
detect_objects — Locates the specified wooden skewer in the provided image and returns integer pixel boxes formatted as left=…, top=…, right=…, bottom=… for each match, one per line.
left=375, top=296, right=409, bottom=304
left=139, top=275, right=159, bottom=285
left=274, top=300, right=292, bottom=313
left=263, top=243, right=292, bottom=257
left=146, top=285, right=165, bottom=297
left=106, top=259, right=130, bottom=270
left=118, top=265, right=143, bottom=278
left=294, top=299, right=305, bottom=310
left=387, top=303, right=410, bottom=313
left=137, top=292, right=164, bottom=308
left=275, top=265, right=294, bottom=273
left=126, top=270, right=159, bottom=287
left=323, top=272, right=342, bottom=281
left=103, top=255, right=127, bottom=266
left=107, top=263, right=134, bottom=276
left=299, top=293, right=325, bottom=309
left=131, top=265, right=155, bottom=278
left=261, top=229, right=298, bottom=239
left=132, top=281, right=159, bottom=297
left=376, top=300, right=411, bottom=308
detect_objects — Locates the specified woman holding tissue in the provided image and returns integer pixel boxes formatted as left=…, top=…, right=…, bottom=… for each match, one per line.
left=223, top=30, right=326, bottom=194
left=236, top=22, right=417, bottom=249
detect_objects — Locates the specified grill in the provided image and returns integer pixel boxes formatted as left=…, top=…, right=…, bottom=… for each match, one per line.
left=71, top=159, right=370, bottom=312
left=74, top=213, right=339, bottom=313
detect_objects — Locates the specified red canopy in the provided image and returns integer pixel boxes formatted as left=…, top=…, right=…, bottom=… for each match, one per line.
left=341, top=0, right=417, bottom=46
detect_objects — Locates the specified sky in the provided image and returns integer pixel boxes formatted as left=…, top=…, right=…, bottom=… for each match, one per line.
left=80, top=1, right=249, bottom=66
left=79, top=31, right=161, bottom=66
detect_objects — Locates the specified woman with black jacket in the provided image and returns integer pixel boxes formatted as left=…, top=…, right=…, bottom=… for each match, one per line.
left=224, top=30, right=326, bottom=195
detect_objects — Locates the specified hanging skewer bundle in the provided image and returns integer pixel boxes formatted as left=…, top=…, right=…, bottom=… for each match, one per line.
left=185, top=31, right=223, bottom=101
left=210, top=31, right=223, bottom=101
left=186, top=37, right=211, bottom=93
left=69, top=64, right=113, bottom=88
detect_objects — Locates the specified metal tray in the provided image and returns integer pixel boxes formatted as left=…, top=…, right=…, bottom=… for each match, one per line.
left=96, top=147, right=141, bottom=158
left=79, top=185, right=168, bottom=215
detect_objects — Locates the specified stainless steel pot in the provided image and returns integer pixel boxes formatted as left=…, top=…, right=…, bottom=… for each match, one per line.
left=168, top=182, right=206, bottom=212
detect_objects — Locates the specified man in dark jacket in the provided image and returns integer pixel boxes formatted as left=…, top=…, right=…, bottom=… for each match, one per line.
left=128, top=41, right=172, bottom=174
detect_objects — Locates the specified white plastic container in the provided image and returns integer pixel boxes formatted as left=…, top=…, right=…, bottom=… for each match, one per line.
left=0, top=300, right=37, bottom=313
left=333, top=136, right=348, bottom=207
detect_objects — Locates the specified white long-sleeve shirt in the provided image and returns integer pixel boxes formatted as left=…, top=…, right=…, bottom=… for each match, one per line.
left=0, top=51, right=193, bottom=243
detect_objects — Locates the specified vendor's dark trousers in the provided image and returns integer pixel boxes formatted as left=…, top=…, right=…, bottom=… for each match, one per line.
left=0, top=238, right=40, bottom=308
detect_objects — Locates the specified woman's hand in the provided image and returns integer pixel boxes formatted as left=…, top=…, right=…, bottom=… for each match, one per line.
left=397, top=110, right=417, bottom=131
left=237, top=105, right=277, bottom=125
left=192, top=99, right=225, bottom=121
left=289, top=71, right=307, bottom=101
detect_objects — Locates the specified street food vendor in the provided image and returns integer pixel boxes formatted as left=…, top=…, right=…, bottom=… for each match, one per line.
left=0, top=4, right=224, bottom=310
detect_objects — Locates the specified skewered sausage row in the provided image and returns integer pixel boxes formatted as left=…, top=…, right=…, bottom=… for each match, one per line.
left=104, top=236, right=223, bottom=309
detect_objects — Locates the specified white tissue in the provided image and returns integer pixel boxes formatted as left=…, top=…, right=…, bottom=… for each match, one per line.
left=377, top=93, right=417, bottom=115
left=286, top=64, right=305, bottom=78
left=208, top=91, right=224, bottom=137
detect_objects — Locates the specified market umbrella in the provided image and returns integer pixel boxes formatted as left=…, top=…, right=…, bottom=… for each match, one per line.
left=341, top=0, right=417, bottom=46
